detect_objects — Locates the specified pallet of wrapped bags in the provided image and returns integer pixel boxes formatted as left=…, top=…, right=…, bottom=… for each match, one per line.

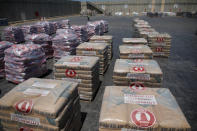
left=148, top=33, right=171, bottom=57
left=29, top=21, right=56, bottom=35
left=76, top=42, right=108, bottom=75
left=99, top=86, right=191, bottom=131
left=25, top=33, right=53, bottom=59
left=138, top=30, right=158, bottom=39
left=133, top=24, right=152, bottom=37
left=52, top=31, right=79, bottom=61
left=56, top=19, right=70, bottom=29
left=71, top=25, right=88, bottom=43
left=119, top=45, right=153, bottom=59
left=87, top=21, right=102, bottom=39
left=90, top=35, right=113, bottom=60
left=135, top=27, right=157, bottom=38
left=4, top=44, right=47, bottom=83
left=100, top=20, right=109, bottom=33
left=0, top=78, right=82, bottom=131
left=20, top=25, right=31, bottom=37
left=122, top=38, right=147, bottom=45
left=0, top=41, right=13, bottom=78
left=54, top=56, right=100, bottom=101
left=133, top=19, right=149, bottom=26
left=2, top=26, right=24, bottom=44
left=113, top=59, right=162, bottom=88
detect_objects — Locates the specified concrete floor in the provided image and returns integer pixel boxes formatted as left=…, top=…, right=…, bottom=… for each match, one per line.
left=0, top=16, right=197, bottom=131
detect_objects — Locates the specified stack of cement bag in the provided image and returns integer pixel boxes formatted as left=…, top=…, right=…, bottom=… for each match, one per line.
left=25, top=33, right=53, bottom=59
left=71, top=25, right=88, bottom=42
left=76, top=42, right=108, bottom=75
left=100, top=20, right=108, bottom=33
left=119, top=45, right=153, bottom=59
left=113, top=59, right=163, bottom=88
left=54, top=56, right=100, bottom=101
left=0, top=41, right=13, bottom=78
left=4, top=44, right=47, bottom=83
left=2, top=26, right=24, bottom=44
left=137, top=28, right=158, bottom=39
left=99, top=86, right=191, bottom=131
left=56, top=19, right=70, bottom=29
left=52, top=32, right=79, bottom=61
left=122, top=38, right=147, bottom=45
left=0, top=78, right=82, bottom=131
left=134, top=24, right=152, bottom=37
left=148, top=33, right=172, bottom=57
left=90, top=35, right=113, bottom=60
left=133, top=18, right=149, bottom=25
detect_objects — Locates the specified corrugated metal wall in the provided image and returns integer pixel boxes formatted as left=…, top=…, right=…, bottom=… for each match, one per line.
left=0, top=0, right=81, bottom=21
left=82, top=0, right=197, bottom=15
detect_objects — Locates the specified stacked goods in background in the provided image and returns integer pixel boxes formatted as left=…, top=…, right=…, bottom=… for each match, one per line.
left=122, top=38, right=147, bottom=45
left=86, top=21, right=104, bottom=40
left=56, top=19, right=70, bottom=29
left=0, top=41, right=13, bottom=78
left=4, top=44, right=47, bottom=83
left=100, top=20, right=109, bottom=33
left=119, top=45, right=153, bottom=59
left=2, top=26, right=25, bottom=44
left=20, top=21, right=57, bottom=37
left=113, top=59, right=162, bottom=88
left=52, top=31, right=79, bottom=61
left=137, top=28, right=158, bottom=39
left=99, top=86, right=191, bottom=131
left=25, top=33, right=53, bottom=59
left=90, top=35, right=113, bottom=61
left=133, top=18, right=149, bottom=25
left=71, top=25, right=88, bottom=43
left=76, top=42, right=108, bottom=75
left=0, top=78, right=81, bottom=131
left=54, top=56, right=100, bottom=101
left=30, top=21, right=56, bottom=35
left=148, top=33, right=172, bottom=57
left=133, top=23, right=151, bottom=37
left=20, top=25, right=31, bottom=37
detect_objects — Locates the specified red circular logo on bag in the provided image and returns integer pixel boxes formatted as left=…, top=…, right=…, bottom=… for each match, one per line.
left=20, top=127, right=33, bottom=131
left=131, top=109, right=156, bottom=128
left=129, top=83, right=145, bottom=91
left=70, top=56, right=82, bottom=62
left=133, top=66, right=144, bottom=72
left=65, top=69, right=76, bottom=78
left=15, top=99, right=33, bottom=114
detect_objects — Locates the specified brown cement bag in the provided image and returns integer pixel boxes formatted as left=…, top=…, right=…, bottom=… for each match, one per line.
left=76, top=42, right=109, bottom=75
left=54, top=56, right=100, bottom=101
left=99, top=86, right=191, bottom=131
left=0, top=78, right=81, bottom=131
left=90, top=35, right=113, bottom=60
left=113, top=59, right=163, bottom=86
left=148, top=33, right=172, bottom=57
left=122, top=38, right=147, bottom=45
left=119, top=45, right=153, bottom=59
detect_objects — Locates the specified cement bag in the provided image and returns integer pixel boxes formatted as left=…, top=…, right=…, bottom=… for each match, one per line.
left=99, top=86, right=191, bottom=131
